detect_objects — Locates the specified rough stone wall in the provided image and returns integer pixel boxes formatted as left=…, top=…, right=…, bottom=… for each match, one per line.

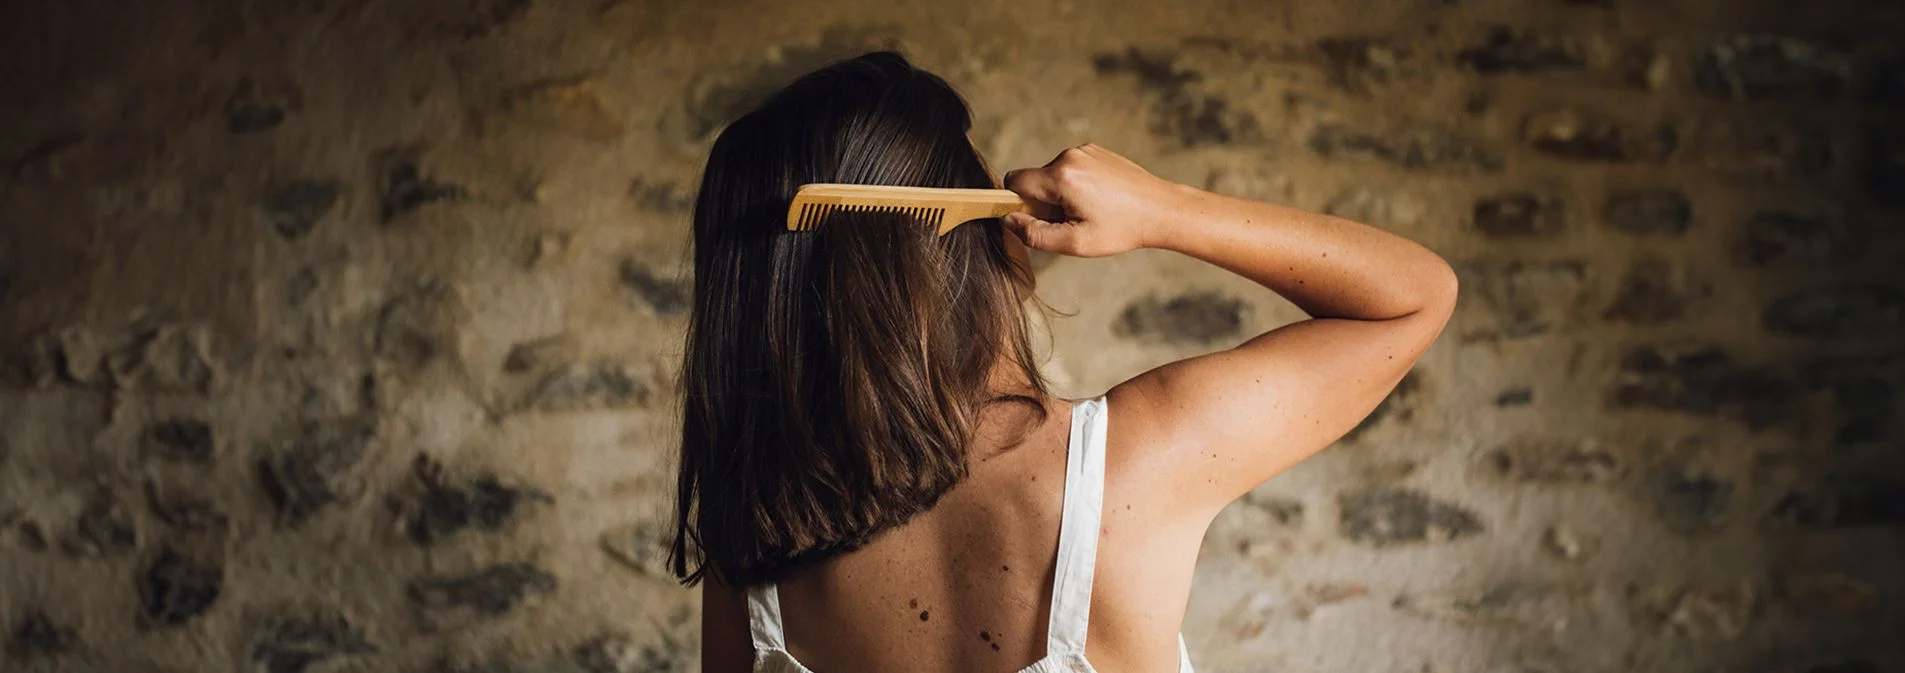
left=2, top=0, right=1902, bottom=671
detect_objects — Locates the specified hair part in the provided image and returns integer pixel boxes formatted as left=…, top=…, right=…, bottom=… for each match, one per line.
left=670, top=51, right=1048, bottom=588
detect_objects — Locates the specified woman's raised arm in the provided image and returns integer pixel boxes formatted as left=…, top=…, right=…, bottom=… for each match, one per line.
left=1003, top=144, right=1458, bottom=520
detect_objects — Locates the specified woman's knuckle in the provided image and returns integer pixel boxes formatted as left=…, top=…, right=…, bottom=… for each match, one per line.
left=1052, top=163, right=1081, bottom=186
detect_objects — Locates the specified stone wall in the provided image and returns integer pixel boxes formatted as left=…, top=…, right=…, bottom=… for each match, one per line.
left=2, top=0, right=1902, bottom=671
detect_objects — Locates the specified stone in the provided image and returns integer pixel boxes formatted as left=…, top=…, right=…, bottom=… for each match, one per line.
left=502, top=335, right=580, bottom=375
left=286, top=267, right=320, bottom=307
left=1763, top=285, right=1904, bottom=337
left=1693, top=35, right=1849, bottom=100
left=1609, top=346, right=1791, bottom=428
left=574, top=633, right=644, bottom=673
left=1157, top=96, right=1260, bottom=149
left=227, top=80, right=288, bottom=133
left=127, top=323, right=218, bottom=392
left=7, top=132, right=86, bottom=182
left=1522, top=109, right=1676, bottom=163
left=573, top=632, right=693, bottom=673
left=1830, top=377, right=1891, bottom=448
left=1113, top=291, right=1250, bottom=346
left=1340, top=370, right=1422, bottom=441
left=430, top=657, right=522, bottom=673
left=1666, top=581, right=1754, bottom=641
left=6, top=609, right=75, bottom=659
left=429, top=0, right=528, bottom=39
left=1338, top=488, right=1483, bottom=547
left=500, top=78, right=626, bottom=139
left=1487, top=438, right=1618, bottom=483
left=1693, top=120, right=1835, bottom=183
left=379, top=157, right=466, bottom=221
left=12, top=520, right=47, bottom=552
left=533, top=362, right=652, bottom=410
left=1495, top=388, right=1534, bottom=407
left=145, top=419, right=214, bottom=463
left=1604, top=189, right=1691, bottom=236
left=1455, top=26, right=1585, bottom=74
left=1541, top=525, right=1588, bottom=560
left=1090, top=47, right=1198, bottom=96
left=26, top=322, right=219, bottom=392
left=1456, top=260, right=1588, bottom=341
left=142, top=480, right=228, bottom=532
left=619, top=261, right=690, bottom=315
left=1092, top=48, right=1262, bottom=148
left=1649, top=468, right=1733, bottom=534
left=248, top=612, right=376, bottom=673
left=1242, top=491, right=1305, bottom=526
left=1302, top=582, right=1368, bottom=607
left=1472, top=193, right=1565, bottom=238
left=1323, top=187, right=1425, bottom=229
left=1306, top=123, right=1502, bottom=173
left=1462, top=89, right=1491, bottom=116
left=260, top=181, right=340, bottom=242
left=407, top=563, right=557, bottom=616
left=36, top=326, right=110, bottom=385
left=375, top=285, right=463, bottom=370
left=1737, top=210, right=1847, bottom=267
left=141, top=547, right=223, bottom=626
left=1394, top=583, right=1575, bottom=629
left=258, top=416, right=377, bottom=527
left=1603, top=257, right=1709, bottom=325
left=1204, top=167, right=1294, bottom=202
left=1772, top=478, right=1905, bottom=528
left=601, top=520, right=672, bottom=578
left=629, top=178, right=695, bottom=213
left=402, top=454, right=542, bottom=545
left=687, top=30, right=902, bottom=140
left=1279, top=582, right=1368, bottom=620
left=1619, top=48, right=1672, bottom=91
left=60, top=491, right=137, bottom=557
left=1316, top=36, right=1409, bottom=93
left=1780, top=573, right=1878, bottom=619
left=524, top=233, right=572, bottom=270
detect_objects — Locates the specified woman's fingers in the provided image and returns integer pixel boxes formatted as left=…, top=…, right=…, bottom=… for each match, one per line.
left=1004, top=212, right=1087, bottom=256
left=1002, top=167, right=1061, bottom=206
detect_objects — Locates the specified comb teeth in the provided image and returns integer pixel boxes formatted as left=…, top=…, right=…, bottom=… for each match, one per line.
left=793, top=204, right=947, bottom=231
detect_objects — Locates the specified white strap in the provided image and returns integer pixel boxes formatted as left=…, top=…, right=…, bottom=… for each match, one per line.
left=1045, top=396, right=1108, bottom=654
left=746, top=583, right=788, bottom=652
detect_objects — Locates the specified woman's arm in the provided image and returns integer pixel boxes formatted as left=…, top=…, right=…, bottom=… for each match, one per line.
left=1004, top=144, right=1457, bottom=520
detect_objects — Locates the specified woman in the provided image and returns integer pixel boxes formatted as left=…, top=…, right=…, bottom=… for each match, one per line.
left=671, top=52, right=1457, bottom=672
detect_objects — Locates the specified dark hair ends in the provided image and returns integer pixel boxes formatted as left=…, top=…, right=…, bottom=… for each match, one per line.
left=669, top=52, right=1048, bottom=588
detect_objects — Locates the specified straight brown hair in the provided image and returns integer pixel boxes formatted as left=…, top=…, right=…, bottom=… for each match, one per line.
left=669, top=52, right=1048, bottom=588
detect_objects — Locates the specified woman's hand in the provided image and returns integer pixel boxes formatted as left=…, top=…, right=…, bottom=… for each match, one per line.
left=1001, top=144, right=1194, bottom=257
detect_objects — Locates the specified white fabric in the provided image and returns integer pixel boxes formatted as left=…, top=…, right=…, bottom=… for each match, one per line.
left=745, top=396, right=1194, bottom=672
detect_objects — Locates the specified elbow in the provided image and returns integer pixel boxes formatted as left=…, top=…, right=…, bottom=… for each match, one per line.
left=1414, top=258, right=1460, bottom=322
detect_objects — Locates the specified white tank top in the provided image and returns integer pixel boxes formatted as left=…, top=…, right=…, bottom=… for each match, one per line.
left=745, top=396, right=1195, bottom=672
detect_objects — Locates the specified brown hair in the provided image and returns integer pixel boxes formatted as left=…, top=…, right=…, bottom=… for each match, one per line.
left=669, top=52, right=1048, bottom=587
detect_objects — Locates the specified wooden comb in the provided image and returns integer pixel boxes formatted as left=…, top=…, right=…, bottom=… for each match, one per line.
left=786, top=184, right=1027, bottom=236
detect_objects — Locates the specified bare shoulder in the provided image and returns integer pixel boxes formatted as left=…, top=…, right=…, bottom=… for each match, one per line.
left=1100, top=378, right=1203, bottom=522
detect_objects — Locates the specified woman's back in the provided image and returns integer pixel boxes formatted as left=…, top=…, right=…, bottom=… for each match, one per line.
left=677, top=51, right=1457, bottom=672
left=704, top=397, right=1201, bottom=673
